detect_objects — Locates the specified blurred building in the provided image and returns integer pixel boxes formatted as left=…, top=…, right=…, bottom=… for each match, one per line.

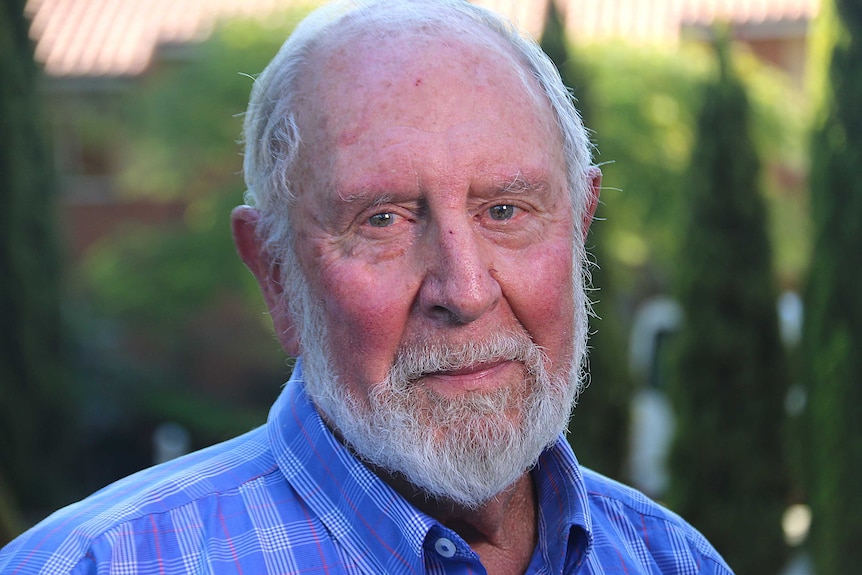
left=27, top=0, right=818, bottom=77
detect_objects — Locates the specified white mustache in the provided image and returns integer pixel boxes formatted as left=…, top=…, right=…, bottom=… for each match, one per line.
left=386, top=331, right=544, bottom=389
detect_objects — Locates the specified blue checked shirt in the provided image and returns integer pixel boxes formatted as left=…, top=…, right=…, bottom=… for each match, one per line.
left=1, top=359, right=732, bottom=574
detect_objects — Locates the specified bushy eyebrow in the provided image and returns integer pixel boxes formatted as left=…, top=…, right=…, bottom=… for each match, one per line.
left=498, top=172, right=550, bottom=195
left=336, top=187, right=394, bottom=206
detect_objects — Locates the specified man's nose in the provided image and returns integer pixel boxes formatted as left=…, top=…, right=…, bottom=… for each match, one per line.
left=417, top=219, right=501, bottom=325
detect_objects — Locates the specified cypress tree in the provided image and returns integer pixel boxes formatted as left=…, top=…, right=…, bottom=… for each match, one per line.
left=667, top=33, right=788, bottom=573
left=0, top=0, right=72, bottom=539
left=540, top=0, right=633, bottom=480
left=539, top=0, right=569, bottom=75
left=803, top=0, right=862, bottom=571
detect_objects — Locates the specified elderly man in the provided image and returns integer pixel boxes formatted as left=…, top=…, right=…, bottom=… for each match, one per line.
left=1, top=1, right=732, bottom=573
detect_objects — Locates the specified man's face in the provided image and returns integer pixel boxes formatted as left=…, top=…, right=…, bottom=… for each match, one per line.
left=281, top=28, right=588, bottom=505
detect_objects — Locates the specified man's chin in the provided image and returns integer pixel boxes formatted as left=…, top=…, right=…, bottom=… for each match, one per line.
left=352, top=406, right=551, bottom=509
left=300, top=336, right=581, bottom=509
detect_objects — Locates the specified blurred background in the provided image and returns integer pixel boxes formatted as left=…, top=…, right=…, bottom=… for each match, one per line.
left=2, top=0, right=860, bottom=573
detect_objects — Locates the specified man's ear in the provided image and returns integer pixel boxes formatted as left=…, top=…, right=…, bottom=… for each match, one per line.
left=231, top=205, right=300, bottom=357
left=582, top=167, right=602, bottom=242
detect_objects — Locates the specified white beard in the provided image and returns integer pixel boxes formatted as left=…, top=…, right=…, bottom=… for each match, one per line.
left=282, top=246, right=588, bottom=509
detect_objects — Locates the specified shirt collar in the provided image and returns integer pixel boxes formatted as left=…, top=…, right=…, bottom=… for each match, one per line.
left=268, top=360, right=436, bottom=572
left=530, top=435, right=593, bottom=572
left=268, top=359, right=593, bottom=573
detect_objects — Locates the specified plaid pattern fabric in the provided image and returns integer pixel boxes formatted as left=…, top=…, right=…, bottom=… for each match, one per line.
left=1, top=359, right=732, bottom=574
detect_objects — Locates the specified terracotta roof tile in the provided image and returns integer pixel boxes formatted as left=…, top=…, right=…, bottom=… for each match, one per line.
left=25, top=0, right=821, bottom=77
left=565, top=0, right=819, bottom=42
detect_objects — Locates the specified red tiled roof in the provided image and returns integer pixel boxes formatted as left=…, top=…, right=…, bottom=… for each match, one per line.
left=25, top=0, right=820, bottom=78
left=682, top=0, right=816, bottom=25
left=563, top=0, right=819, bottom=43
left=26, top=0, right=298, bottom=76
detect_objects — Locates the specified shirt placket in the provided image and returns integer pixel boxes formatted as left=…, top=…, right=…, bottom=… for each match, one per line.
left=423, top=524, right=487, bottom=574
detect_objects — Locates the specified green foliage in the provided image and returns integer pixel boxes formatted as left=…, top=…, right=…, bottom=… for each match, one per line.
left=81, top=192, right=254, bottom=334
left=579, top=42, right=808, bottom=291
left=667, top=33, right=789, bottom=573
left=119, top=14, right=306, bottom=199
left=539, top=0, right=569, bottom=76
left=578, top=43, right=707, bottom=281
left=0, top=0, right=76, bottom=539
left=802, top=0, right=862, bottom=571
left=77, top=14, right=309, bottom=348
left=572, top=212, right=636, bottom=480
left=61, top=14, right=312, bottom=497
left=537, top=18, right=808, bottom=492
left=540, top=2, right=633, bottom=481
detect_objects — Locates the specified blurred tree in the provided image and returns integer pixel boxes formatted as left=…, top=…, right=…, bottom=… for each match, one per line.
left=579, top=45, right=705, bottom=286
left=579, top=42, right=808, bottom=296
left=69, top=16, right=308, bottom=455
left=116, top=17, right=294, bottom=202
left=667, top=32, right=788, bottom=573
left=0, top=0, right=76, bottom=541
left=802, top=0, right=862, bottom=571
left=573, top=210, right=636, bottom=482
left=539, top=0, right=569, bottom=75
left=540, top=0, right=633, bottom=480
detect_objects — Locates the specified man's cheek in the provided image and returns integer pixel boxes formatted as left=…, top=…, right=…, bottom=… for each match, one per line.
left=322, top=288, right=405, bottom=371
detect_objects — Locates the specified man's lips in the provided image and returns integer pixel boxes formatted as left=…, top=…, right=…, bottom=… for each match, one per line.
left=430, top=360, right=508, bottom=378
left=419, top=360, right=520, bottom=395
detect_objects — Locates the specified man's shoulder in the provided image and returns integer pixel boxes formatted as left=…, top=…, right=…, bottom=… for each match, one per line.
left=581, top=468, right=733, bottom=573
left=0, top=426, right=282, bottom=575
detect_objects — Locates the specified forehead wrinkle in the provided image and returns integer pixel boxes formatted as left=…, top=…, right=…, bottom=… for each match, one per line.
left=391, top=118, right=476, bottom=136
left=312, top=21, right=551, bottom=125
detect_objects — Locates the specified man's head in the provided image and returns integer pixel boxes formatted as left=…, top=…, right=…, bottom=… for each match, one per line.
left=233, top=0, right=600, bottom=508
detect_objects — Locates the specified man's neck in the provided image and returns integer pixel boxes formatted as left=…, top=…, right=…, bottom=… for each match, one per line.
left=386, top=472, right=539, bottom=575
left=322, top=415, right=539, bottom=573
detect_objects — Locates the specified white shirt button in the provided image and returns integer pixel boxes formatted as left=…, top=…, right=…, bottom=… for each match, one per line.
left=434, top=537, right=457, bottom=558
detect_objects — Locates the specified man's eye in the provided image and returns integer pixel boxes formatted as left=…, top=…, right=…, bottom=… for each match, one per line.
left=368, top=212, right=397, bottom=227
left=488, top=204, right=516, bottom=221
